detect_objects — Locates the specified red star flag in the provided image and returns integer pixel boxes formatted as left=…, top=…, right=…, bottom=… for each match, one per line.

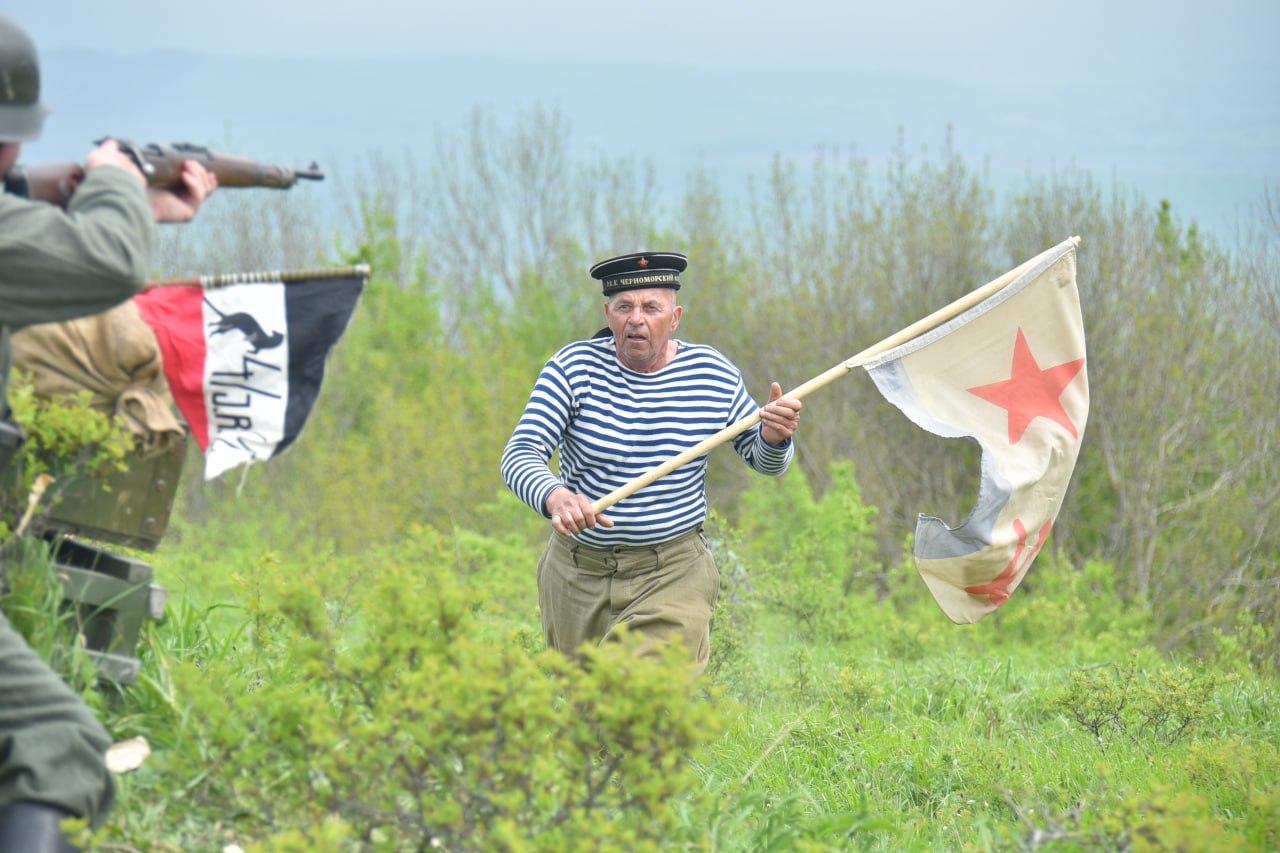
left=133, top=267, right=366, bottom=480
left=862, top=240, right=1087, bottom=623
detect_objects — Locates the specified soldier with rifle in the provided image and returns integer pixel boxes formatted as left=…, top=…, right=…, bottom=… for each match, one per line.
left=0, top=15, right=217, bottom=851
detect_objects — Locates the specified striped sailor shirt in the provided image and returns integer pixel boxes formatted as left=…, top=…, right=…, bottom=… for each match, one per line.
left=501, top=337, right=793, bottom=546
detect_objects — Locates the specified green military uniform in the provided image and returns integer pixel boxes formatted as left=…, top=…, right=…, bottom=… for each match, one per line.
left=1, top=165, right=154, bottom=826
left=0, top=166, right=155, bottom=393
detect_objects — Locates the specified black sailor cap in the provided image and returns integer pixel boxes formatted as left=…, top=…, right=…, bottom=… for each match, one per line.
left=590, top=251, right=687, bottom=296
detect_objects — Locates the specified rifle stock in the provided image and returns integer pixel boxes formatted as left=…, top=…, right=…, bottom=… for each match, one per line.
left=2, top=140, right=324, bottom=207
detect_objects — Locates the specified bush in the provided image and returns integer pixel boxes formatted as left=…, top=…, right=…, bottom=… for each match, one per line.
left=151, top=526, right=723, bottom=851
left=737, top=460, right=880, bottom=644
left=1053, top=653, right=1233, bottom=749
left=990, top=556, right=1155, bottom=658
left=0, top=375, right=133, bottom=536
left=703, top=512, right=762, bottom=685
left=1184, top=736, right=1280, bottom=818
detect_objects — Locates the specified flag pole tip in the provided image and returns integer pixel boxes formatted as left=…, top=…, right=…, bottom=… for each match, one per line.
left=1069, top=235, right=1082, bottom=248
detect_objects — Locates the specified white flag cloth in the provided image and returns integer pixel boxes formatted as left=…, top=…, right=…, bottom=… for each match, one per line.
left=135, top=272, right=364, bottom=480
left=862, top=240, right=1088, bottom=623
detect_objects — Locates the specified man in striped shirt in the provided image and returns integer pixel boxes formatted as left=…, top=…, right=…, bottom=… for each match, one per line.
left=500, top=251, right=802, bottom=674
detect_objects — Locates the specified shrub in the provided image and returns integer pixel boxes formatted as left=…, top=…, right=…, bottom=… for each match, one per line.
left=988, top=556, right=1154, bottom=658
left=704, top=512, right=762, bottom=685
left=1184, top=736, right=1280, bottom=818
left=1002, top=782, right=1239, bottom=852
left=1053, top=653, right=1233, bottom=749
left=1211, top=611, right=1277, bottom=677
left=0, top=375, right=133, bottom=536
left=154, top=527, right=723, bottom=851
left=737, top=460, right=880, bottom=644
left=1096, top=785, right=1235, bottom=852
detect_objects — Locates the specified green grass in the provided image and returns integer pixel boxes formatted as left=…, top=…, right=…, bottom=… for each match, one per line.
left=4, top=506, right=1277, bottom=852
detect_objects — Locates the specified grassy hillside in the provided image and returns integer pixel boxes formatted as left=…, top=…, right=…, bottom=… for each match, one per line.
left=3, top=119, right=1277, bottom=850
left=5, top=477, right=1275, bottom=850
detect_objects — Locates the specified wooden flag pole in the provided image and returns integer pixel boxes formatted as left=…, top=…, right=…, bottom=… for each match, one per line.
left=145, top=264, right=371, bottom=290
left=590, top=236, right=1081, bottom=515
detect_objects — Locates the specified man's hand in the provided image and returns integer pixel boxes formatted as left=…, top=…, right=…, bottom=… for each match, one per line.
left=545, top=486, right=613, bottom=537
left=83, top=139, right=217, bottom=223
left=84, top=138, right=146, bottom=183
left=760, top=381, right=802, bottom=446
left=147, top=158, right=217, bottom=222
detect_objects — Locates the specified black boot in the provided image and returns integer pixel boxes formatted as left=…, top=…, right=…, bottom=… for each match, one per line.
left=0, top=801, right=80, bottom=853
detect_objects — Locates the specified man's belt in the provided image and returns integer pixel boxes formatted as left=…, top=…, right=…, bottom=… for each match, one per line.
left=567, top=525, right=703, bottom=556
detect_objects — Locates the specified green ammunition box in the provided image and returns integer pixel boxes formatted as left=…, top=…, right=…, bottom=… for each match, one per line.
left=33, top=439, right=187, bottom=552
left=50, top=537, right=167, bottom=686
left=14, top=440, right=187, bottom=685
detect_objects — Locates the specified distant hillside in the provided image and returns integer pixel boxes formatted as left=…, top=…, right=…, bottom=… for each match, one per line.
left=23, top=49, right=1278, bottom=237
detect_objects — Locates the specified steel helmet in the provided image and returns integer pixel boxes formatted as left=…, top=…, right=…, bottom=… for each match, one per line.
left=0, top=16, right=48, bottom=142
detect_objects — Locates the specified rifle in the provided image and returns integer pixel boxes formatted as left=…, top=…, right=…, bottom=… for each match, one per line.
left=2, top=140, right=324, bottom=207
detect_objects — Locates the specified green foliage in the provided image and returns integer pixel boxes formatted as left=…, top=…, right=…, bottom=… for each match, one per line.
left=695, top=789, right=889, bottom=853
left=0, top=375, right=133, bottom=534
left=153, top=115, right=1280, bottom=661
left=0, top=537, right=104, bottom=703
left=703, top=513, right=761, bottom=683
left=737, top=460, right=880, bottom=644
left=1156, top=198, right=1207, bottom=275
left=999, top=780, right=1249, bottom=852
left=1053, top=654, right=1233, bottom=748
left=148, top=526, right=721, bottom=852
left=449, top=490, right=548, bottom=617
left=990, top=556, right=1154, bottom=657
left=1211, top=611, right=1277, bottom=677
left=1097, top=785, right=1241, bottom=852
left=69, top=496, right=1280, bottom=851
left=1184, top=736, right=1280, bottom=820
left=69, top=119, right=1280, bottom=849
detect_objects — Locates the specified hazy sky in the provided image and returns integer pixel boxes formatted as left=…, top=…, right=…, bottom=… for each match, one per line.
left=6, top=1, right=1278, bottom=235
left=8, top=0, right=1277, bottom=78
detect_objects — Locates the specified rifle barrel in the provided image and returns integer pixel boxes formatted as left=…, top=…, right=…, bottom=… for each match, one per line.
left=3, top=141, right=325, bottom=206
left=294, top=162, right=324, bottom=181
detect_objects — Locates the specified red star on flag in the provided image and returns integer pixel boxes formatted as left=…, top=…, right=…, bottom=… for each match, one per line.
left=964, top=518, right=1052, bottom=606
left=967, top=328, right=1085, bottom=444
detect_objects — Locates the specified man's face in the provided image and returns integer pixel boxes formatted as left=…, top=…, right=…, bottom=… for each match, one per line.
left=604, top=287, right=682, bottom=372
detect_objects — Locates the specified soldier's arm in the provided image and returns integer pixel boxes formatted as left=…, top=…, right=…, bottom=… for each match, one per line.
left=0, top=166, right=154, bottom=329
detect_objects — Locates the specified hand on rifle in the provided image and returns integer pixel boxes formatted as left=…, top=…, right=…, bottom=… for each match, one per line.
left=85, top=138, right=217, bottom=222
left=546, top=486, right=614, bottom=537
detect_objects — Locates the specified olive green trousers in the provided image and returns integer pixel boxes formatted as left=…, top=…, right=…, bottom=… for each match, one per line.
left=537, top=527, right=720, bottom=675
left=0, top=612, right=114, bottom=824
